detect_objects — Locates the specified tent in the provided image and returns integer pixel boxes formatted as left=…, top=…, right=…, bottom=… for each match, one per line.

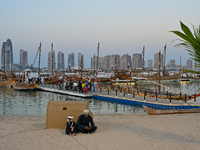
left=46, top=101, right=93, bottom=129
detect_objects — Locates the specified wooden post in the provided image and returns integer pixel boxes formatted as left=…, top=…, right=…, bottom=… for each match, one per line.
left=156, top=90, right=157, bottom=103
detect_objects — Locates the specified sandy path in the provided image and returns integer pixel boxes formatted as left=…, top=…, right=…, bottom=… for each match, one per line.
left=0, top=114, right=200, bottom=150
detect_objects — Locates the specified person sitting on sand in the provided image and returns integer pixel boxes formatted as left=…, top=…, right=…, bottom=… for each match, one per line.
left=77, top=109, right=97, bottom=134
left=66, top=116, right=77, bottom=136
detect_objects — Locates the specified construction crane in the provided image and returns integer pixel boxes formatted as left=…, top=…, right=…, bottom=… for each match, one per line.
left=162, top=44, right=168, bottom=76
left=30, top=43, right=41, bottom=72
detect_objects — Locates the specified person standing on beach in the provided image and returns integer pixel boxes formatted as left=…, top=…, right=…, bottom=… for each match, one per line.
left=77, top=109, right=97, bottom=134
left=66, top=116, right=77, bottom=136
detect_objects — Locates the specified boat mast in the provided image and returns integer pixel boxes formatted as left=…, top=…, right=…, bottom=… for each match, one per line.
left=38, top=42, right=41, bottom=78
left=23, top=53, right=27, bottom=83
left=142, top=46, right=145, bottom=74
left=81, top=55, right=83, bottom=80
left=158, top=50, right=161, bottom=93
left=115, top=56, right=117, bottom=87
left=93, top=55, right=95, bottom=76
left=96, top=42, right=100, bottom=75
left=51, top=43, right=53, bottom=78
left=3, top=42, right=5, bottom=80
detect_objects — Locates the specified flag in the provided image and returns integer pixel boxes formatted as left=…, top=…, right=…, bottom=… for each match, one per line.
left=66, top=67, right=68, bottom=72
left=96, top=71, right=98, bottom=76
left=127, top=63, right=129, bottom=69
left=111, top=65, right=113, bottom=70
left=129, top=70, right=132, bottom=76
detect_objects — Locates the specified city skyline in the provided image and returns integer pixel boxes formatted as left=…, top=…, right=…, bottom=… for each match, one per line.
left=0, top=42, right=195, bottom=71
left=0, top=1, right=200, bottom=68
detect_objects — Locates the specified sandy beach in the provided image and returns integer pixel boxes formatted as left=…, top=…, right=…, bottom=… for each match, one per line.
left=0, top=114, right=200, bottom=150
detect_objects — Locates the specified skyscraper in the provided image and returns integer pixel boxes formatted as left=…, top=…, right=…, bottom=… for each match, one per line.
left=132, top=53, right=142, bottom=69
left=1, top=39, right=13, bottom=70
left=148, top=60, right=153, bottom=69
left=110, top=54, right=121, bottom=69
left=68, top=53, right=75, bottom=68
left=186, top=59, right=193, bottom=70
left=154, top=52, right=163, bottom=69
left=78, top=53, right=84, bottom=69
left=20, top=49, right=27, bottom=68
left=48, top=51, right=56, bottom=70
left=57, top=51, right=65, bottom=70
left=102, top=55, right=110, bottom=69
left=121, top=54, right=131, bottom=69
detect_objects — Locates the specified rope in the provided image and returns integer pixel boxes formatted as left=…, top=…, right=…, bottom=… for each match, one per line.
left=71, top=136, right=88, bottom=150
left=1, top=129, right=87, bottom=150
left=0, top=129, right=41, bottom=139
left=136, top=76, right=191, bottom=96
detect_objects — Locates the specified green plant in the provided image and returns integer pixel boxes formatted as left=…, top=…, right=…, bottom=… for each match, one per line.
left=170, top=21, right=200, bottom=74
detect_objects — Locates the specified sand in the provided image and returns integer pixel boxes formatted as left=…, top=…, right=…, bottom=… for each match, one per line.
left=0, top=114, right=200, bottom=150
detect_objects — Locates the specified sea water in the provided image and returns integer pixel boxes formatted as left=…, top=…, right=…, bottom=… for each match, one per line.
left=0, top=87, right=144, bottom=116
left=0, top=81, right=199, bottom=116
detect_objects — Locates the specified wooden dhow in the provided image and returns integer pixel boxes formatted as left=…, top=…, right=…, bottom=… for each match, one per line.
left=12, top=83, right=37, bottom=90
left=143, top=105, right=200, bottom=115
left=0, top=80, right=12, bottom=87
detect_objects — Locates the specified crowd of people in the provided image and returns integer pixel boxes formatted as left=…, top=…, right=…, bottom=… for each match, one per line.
left=57, top=79, right=97, bottom=93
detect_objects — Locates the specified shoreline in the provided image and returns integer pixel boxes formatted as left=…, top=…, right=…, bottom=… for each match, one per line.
left=1, top=114, right=200, bottom=150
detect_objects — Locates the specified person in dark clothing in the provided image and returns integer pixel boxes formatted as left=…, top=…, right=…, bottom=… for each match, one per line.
left=77, top=109, right=97, bottom=134
left=66, top=116, right=77, bottom=136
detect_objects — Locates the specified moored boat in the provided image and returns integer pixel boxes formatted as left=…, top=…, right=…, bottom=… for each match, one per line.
left=12, top=83, right=37, bottom=90
left=0, top=80, right=12, bottom=87
left=143, top=105, right=200, bottom=115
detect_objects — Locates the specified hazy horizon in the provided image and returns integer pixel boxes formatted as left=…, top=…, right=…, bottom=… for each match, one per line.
left=1, top=0, right=200, bottom=68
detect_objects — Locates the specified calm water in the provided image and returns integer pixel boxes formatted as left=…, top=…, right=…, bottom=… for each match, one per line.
left=1, top=81, right=200, bottom=116
left=0, top=87, right=144, bottom=116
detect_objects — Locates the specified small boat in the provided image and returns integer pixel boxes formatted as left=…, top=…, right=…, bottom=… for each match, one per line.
left=0, top=80, right=12, bottom=87
left=143, top=105, right=200, bottom=115
left=12, top=83, right=37, bottom=90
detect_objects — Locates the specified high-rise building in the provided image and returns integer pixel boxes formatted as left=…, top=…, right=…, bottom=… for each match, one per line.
left=91, top=55, right=96, bottom=69
left=48, top=51, right=56, bottom=70
left=194, top=61, right=200, bottom=71
left=91, top=55, right=103, bottom=70
left=143, top=60, right=146, bottom=68
left=78, top=53, right=84, bottom=69
left=154, top=52, right=163, bottom=69
left=121, top=54, right=131, bottom=69
left=102, top=55, right=110, bottom=69
left=170, top=59, right=175, bottom=64
left=19, top=49, right=27, bottom=68
left=57, top=51, right=65, bottom=70
left=132, top=53, right=142, bottom=69
left=110, top=54, right=121, bottom=69
left=148, top=60, right=153, bottom=69
left=1, top=39, right=13, bottom=70
left=186, top=59, right=193, bottom=70
left=68, top=53, right=75, bottom=68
